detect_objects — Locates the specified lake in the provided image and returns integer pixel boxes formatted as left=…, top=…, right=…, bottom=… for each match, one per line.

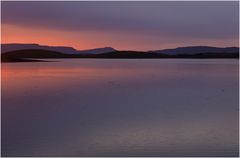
left=1, top=59, right=239, bottom=156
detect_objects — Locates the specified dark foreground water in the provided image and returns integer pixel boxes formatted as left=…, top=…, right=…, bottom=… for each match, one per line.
left=1, top=59, right=239, bottom=157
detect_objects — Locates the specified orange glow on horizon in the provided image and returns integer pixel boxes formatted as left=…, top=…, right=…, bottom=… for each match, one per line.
left=1, top=24, right=238, bottom=51
left=2, top=24, right=154, bottom=51
left=1, top=24, right=96, bottom=50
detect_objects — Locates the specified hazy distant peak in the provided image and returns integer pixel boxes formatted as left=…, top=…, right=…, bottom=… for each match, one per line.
left=78, top=47, right=116, bottom=54
left=81, top=47, right=116, bottom=51
left=1, top=43, right=117, bottom=55
left=153, top=46, right=239, bottom=55
left=1, top=43, right=238, bottom=55
left=103, top=46, right=115, bottom=49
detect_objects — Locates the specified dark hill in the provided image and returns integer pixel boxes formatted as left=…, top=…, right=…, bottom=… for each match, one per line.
left=1, top=49, right=71, bottom=58
left=1, top=49, right=72, bottom=62
left=90, top=51, right=170, bottom=58
left=153, top=46, right=239, bottom=55
left=91, top=51, right=238, bottom=59
left=1, top=48, right=239, bottom=62
left=1, top=43, right=116, bottom=54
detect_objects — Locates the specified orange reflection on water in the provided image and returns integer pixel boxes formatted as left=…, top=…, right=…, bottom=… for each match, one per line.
left=2, top=59, right=238, bottom=96
left=1, top=60, right=156, bottom=96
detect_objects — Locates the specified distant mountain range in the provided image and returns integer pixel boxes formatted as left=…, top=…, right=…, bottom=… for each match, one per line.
left=152, top=46, right=239, bottom=55
left=1, top=43, right=116, bottom=54
left=1, top=44, right=239, bottom=62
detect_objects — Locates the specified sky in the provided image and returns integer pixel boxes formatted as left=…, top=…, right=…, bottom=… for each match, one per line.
left=1, top=1, right=239, bottom=51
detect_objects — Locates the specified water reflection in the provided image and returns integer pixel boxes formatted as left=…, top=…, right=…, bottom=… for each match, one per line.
left=1, top=59, right=239, bottom=156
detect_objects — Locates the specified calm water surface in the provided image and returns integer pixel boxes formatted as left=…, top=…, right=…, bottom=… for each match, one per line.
left=1, top=59, right=239, bottom=156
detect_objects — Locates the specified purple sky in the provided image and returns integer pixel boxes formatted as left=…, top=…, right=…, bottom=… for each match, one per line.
left=1, top=1, right=239, bottom=50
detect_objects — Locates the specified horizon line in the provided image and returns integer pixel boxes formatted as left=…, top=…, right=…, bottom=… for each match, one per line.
left=1, top=42, right=239, bottom=52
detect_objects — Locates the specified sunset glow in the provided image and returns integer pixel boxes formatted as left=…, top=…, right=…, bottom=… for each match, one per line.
left=1, top=1, right=239, bottom=51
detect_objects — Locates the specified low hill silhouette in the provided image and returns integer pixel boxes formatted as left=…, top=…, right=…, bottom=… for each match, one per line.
left=1, top=48, right=239, bottom=62
left=152, top=46, right=239, bottom=55
left=1, top=44, right=116, bottom=54
left=1, top=49, right=70, bottom=62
